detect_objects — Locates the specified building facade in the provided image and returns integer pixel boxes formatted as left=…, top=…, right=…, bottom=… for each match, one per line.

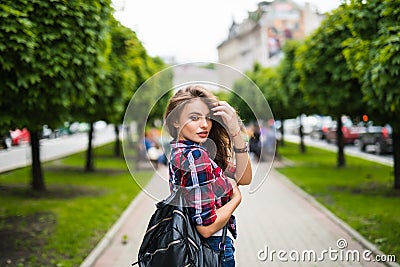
left=217, top=0, right=325, bottom=88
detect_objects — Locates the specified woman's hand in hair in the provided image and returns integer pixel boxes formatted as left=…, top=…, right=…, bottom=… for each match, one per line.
left=211, top=101, right=240, bottom=135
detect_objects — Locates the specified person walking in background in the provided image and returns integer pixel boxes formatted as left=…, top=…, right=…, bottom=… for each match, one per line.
left=249, top=123, right=261, bottom=161
left=164, top=85, right=252, bottom=266
left=143, top=130, right=162, bottom=168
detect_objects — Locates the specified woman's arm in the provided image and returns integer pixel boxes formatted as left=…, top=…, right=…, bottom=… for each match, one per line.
left=212, top=101, right=252, bottom=185
left=196, top=181, right=241, bottom=238
left=232, top=133, right=252, bottom=185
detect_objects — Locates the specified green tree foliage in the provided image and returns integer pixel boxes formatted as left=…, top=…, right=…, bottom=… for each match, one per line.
left=230, top=77, right=257, bottom=123
left=276, top=40, right=309, bottom=151
left=296, top=7, right=364, bottom=116
left=275, top=41, right=302, bottom=118
left=106, top=20, right=172, bottom=158
left=342, top=0, right=400, bottom=189
left=249, top=63, right=281, bottom=119
left=229, top=63, right=274, bottom=124
left=343, top=0, right=400, bottom=127
left=0, top=0, right=113, bottom=190
left=295, top=6, right=364, bottom=166
left=146, top=58, right=173, bottom=126
left=72, top=17, right=151, bottom=170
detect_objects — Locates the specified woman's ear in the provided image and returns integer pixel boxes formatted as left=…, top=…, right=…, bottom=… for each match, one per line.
left=173, top=121, right=180, bottom=128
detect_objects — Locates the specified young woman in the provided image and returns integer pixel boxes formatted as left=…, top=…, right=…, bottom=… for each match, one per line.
left=164, top=85, right=252, bottom=266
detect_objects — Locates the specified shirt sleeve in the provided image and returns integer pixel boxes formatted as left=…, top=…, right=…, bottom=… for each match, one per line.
left=224, top=161, right=237, bottom=179
left=186, top=148, right=234, bottom=226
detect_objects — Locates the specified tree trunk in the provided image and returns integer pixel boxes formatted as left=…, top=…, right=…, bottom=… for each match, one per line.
left=393, top=130, right=400, bottom=190
left=280, top=120, right=285, bottom=147
left=299, top=117, right=306, bottom=154
left=337, top=118, right=346, bottom=167
left=30, top=131, right=45, bottom=191
left=114, top=124, right=121, bottom=157
left=85, top=122, right=94, bottom=172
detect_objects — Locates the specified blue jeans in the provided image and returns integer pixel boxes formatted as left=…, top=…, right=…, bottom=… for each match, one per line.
left=205, top=236, right=235, bottom=267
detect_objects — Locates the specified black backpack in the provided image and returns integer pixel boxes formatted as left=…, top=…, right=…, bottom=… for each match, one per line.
left=132, top=190, right=227, bottom=267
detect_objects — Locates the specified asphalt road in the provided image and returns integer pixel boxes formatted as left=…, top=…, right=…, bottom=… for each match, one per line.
left=0, top=125, right=116, bottom=173
left=284, top=134, right=393, bottom=167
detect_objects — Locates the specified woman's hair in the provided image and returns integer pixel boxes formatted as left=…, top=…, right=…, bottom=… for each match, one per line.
left=164, top=85, right=232, bottom=170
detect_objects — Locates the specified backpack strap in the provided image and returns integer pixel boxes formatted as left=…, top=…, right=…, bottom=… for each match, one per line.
left=218, top=224, right=228, bottom=267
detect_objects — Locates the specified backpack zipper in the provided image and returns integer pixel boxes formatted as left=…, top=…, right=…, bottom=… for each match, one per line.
left=146, top=239, right=183, bottom=256
left=145, top=216, right=173, bottom=234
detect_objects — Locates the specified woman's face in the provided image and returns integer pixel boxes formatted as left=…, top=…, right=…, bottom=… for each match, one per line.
left=175, top=98, right=212, bottom=143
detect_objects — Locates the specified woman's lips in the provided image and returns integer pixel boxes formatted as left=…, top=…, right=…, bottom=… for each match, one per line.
left=197, top=132, right=208, bottom=138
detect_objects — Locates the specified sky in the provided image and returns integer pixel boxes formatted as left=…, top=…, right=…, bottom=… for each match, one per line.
left=113, top=0, right=342, bottom=63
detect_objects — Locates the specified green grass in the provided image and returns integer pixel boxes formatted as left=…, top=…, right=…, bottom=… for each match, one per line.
left=276, top=142, right=400, bottom=261
left=0, top=143, right=153, bottom=266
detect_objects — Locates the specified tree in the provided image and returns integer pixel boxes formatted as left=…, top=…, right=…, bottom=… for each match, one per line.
left=295, top=6, right=365, bottom=167
left=77, top=18, right=170, bottom=170
left=72, top=17, right=144, bottom=171
left=229, top=63, right=274, bottom=125
left=342, top=0, right=400, bottom=189
left=122, top=55, right=173, bottom=166
left=0, top=0, right=113, bottom=190
left=103, top=18, right=135, bottom=158
left=145, top=57, right=173, bottom=127
left=276, top=40, right=310, bottom=151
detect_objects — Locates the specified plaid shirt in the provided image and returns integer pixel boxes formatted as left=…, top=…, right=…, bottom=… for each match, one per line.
left=169, top=140, right=237, bottom=239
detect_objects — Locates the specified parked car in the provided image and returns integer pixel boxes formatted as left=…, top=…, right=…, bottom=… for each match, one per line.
left=358, top=124, right=392, bottom=155
left=10, top=128, right=30, bottom=146
left=299, top=115, right=320, bottom=135
left=325, top=116, right=363, bottom=144
left=310, top=116, right=333, bottom=140
left=283, top=118, right=298, bottom=135
left=283, top=115, right=323, bottom=136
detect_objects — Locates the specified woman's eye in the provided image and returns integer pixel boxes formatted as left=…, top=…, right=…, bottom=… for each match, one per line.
left=190, top=115, right=199, bottom=121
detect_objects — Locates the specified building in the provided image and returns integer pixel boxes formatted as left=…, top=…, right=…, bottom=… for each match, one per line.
left=217, top=0, right=326, bottom=88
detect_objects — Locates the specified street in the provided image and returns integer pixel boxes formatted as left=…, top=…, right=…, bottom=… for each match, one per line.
left=0, top=125, right=116, bottom=173
left=283, top=134, right=393, bottom=167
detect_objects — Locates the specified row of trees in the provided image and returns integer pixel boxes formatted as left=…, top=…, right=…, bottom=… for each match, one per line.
left=232, top=0, right=400, bottom=189
left=0, top=1, right=170, bottom=191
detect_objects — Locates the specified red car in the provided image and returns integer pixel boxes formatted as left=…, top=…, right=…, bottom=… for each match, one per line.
left=325, top=117, right=363, bottom=145
left=10, top=128, right=30, bottom=146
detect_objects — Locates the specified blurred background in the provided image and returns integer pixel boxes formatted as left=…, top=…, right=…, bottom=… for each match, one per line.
left=1, top=0, right=399, bottom=266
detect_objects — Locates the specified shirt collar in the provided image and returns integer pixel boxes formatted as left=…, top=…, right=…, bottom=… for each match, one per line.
left=170, top=140, right=205, bottom=150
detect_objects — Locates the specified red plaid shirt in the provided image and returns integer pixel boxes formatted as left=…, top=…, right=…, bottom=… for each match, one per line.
left=169, top=140, right=237, bottom=238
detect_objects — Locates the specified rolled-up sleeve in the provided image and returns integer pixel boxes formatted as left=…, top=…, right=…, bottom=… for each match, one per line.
left=184, top=148, right=234, bottom=226
left=223, top=162, right=237, bottom=179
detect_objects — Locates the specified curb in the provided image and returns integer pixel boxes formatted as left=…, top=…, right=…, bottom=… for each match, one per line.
left=272, top=169, right=399, bottom=267
left=80, top=190, right=147, bottom=267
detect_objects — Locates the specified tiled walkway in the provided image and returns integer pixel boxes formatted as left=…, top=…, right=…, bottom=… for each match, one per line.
left=83, top=161, right=393, bottom=267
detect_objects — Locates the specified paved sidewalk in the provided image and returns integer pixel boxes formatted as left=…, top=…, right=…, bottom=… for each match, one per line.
left=82, top=161, right=396, bottom=267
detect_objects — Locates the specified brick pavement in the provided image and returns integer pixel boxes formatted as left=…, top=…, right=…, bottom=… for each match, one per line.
left=82, top=161, right=396, bottom=267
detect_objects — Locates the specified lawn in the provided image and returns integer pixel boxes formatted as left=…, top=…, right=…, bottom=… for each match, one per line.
left=0, top=143, right=153, bottom=267
left=276, top=142, right=400, bottom=261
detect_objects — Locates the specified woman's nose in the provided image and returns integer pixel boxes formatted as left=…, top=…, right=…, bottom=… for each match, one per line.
left=200, top=117, right=209, bottom=128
